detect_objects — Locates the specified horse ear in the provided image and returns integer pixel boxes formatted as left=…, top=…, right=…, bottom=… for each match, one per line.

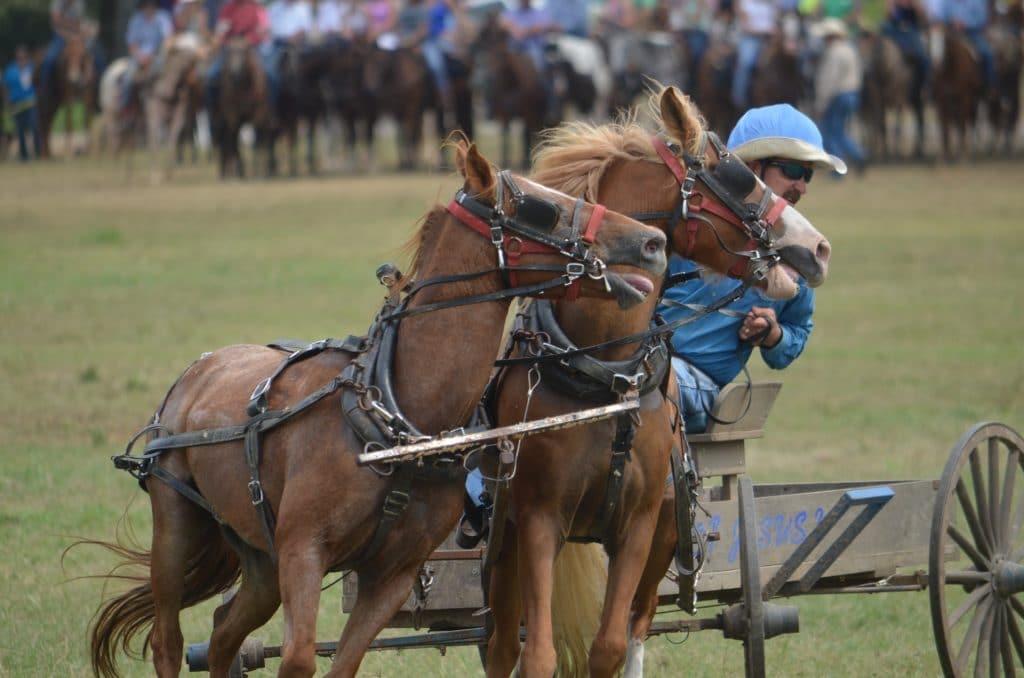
left=659, top=86, right=703, bottom=156
left=458, top=143, right=496, bottom=200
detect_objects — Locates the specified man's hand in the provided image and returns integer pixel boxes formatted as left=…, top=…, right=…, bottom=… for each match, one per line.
left=739, top=306, right=782, bottom=348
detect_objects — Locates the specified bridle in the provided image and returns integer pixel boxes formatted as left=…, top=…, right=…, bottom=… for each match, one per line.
left=637, top=132, right=788, bottom=284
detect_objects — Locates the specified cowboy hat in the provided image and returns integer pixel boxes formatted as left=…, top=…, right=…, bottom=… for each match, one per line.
left=727, top=103, right=847, bottom=175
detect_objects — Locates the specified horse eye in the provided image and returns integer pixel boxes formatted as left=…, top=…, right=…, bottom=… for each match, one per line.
left=515, top=197, right=561, bottom=232
left=714, top=156, right=757, bottom=199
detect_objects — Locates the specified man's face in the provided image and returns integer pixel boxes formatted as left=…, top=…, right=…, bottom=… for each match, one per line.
left=751, top=158, right=814, bottom=205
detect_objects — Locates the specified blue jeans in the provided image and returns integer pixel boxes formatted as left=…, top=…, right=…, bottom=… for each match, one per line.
left=13, top=107, right=41, bottom=160
left=820, top=91, right=864, bottom=167
left=732, top=34, right=766, bottom=110
left=672, top=356, right=720, bottom=435
left=882, top=23, right=929, bottom=81
left=964, top=28, right=995, bottom=89
left=465, top=467, right=487, bottom=508
left=422, top=39, right=449, bottom=98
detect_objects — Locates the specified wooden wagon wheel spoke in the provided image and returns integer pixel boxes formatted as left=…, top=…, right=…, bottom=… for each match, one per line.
left=957, top=480, right=995, bottom=559
left=999, top=604, right=1018, bottom=678
left=1006, top=604, right=1024, bottom=668
left=949, top=524, right=993, bottom=574
left=999, top=445, right=1020, bottom=555
left=949, top=584, right=993, bottom=629
left=955, top=594, right=993, bottom=675
left=989, top=440, right=1003, bottom=552
left=969, top=449, right=998, bottom=556
left=931, top=423, right=1024, bottom=678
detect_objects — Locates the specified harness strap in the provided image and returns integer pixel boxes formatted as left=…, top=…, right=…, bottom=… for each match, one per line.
left=148, top=465, right=225, bottom=524
left=244, top=423, right=278, bottom=562
left=596, top=411, right=636, bottom=552
left=354, top=464, right=415, bottom=564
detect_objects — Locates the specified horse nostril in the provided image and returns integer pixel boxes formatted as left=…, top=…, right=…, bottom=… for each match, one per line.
left=816, top=239, right=832, bottom=265
left=644, top=233, right=666, bottom=256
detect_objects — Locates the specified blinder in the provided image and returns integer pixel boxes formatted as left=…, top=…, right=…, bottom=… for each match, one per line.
left=512, top=194, right=562, bottom=234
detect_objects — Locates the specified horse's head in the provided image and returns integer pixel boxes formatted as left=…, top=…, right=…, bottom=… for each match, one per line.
left=61, top=35, right=92, bottom=86
left=453, top=141, right=667, bottom=309
left=655, top=86, right=830, bottom=299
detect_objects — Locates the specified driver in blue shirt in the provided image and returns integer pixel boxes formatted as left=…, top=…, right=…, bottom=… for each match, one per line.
left=660, top=104, right=845, bottom=433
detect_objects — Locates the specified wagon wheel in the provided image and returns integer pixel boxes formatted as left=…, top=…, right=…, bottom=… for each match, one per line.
left=738, top=475, right=766, bottom=678
left=930, top=422, right=1024, bottom=677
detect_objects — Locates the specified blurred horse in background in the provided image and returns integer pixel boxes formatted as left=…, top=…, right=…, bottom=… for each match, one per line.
left=38, top=33, right=97, bottom=158
left=214, top=38, right=274, bottom=178
left=932, top=23, right=985, bottom=161
left=474, top=10, right=548, bottom=169
left=858, top=29, right=914, bottom=160
left=748, top=13, right=802, bottom=109
left=275, top=44, right=328, bottom=176
left=145, top=35, right=204, bottom=181
left=362, top=45, right=436, bottom=171
left=986, top=7, right=1023, bottom=155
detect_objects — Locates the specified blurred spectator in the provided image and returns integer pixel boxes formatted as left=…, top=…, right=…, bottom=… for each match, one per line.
left=4, top=45, right=41, bottom=161
left=549, top=0, right=591, bottom=37
left=40, top=0, right=105, bottom=94
left=732, top=0, right=777, bottom=109
left=121, top=0, right=175, bottom=112
left=813, top=18, right=864, bottom=173
left=175, top=0, right=211, bottom=46
left=881, top=0, right=929, bottom=98
left=671, top=0, right=718, bottom=82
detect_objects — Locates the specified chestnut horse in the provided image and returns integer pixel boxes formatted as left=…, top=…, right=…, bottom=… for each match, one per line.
left=85, top=140, right=668, bottom=678
left=214, top=39, right=274, bottom=178
left=482, top=87, right=832, bottom=677
left=858, top=30, right=916, bottom=160
left=474, top=10, right=549, bottom=170
left=38, top=34, right=96, bottom=158
left=932, top=24, right=985, bottom=161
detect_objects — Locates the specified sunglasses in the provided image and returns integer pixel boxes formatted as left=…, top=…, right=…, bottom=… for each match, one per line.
left=766, top=159, right=814, bottom=183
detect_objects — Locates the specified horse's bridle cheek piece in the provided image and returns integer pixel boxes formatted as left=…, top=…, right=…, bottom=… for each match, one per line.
left=448, top=170, right=609, bottom=300
left=650, top=134, right=784, bottom=283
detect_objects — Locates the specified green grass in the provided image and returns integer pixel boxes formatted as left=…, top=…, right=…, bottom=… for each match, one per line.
left=1, top=155, right=1023, bottom=676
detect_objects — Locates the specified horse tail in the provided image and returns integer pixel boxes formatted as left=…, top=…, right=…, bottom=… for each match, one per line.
left=551, top=542, right=608, bottom=678
left=83, top=528, right=240, bottom=678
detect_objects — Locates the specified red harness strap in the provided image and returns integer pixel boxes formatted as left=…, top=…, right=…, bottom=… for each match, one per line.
left=447, top=197, right=605, bottom=300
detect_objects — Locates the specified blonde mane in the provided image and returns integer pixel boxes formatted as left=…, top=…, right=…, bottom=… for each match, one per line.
left=531, top=86, right=706, bottom=201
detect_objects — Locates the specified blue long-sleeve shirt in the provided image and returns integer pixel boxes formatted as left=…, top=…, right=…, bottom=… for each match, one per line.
left=938, top=0, right=988, bottom=29
left=657, top=256, right=815, bottom=386
left=3, top=62, right=36, bottom=112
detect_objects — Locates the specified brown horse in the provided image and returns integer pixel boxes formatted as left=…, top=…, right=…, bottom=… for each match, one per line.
left=38, top=34, right=96, bottom=158
left=85, top=140, right=668, bottom=678
left=482, top=87, right=832, bottom=677
left=986, top=10, right=1023, bottom=155
left=361, top=45, right=435, bottom=171
left=474, top=10, right=549, bottom=170
left=748, top=16, right=803, bottom=111
left=214, top=38, right=274, bottom=178
left=858, top=30, right=915, bottom=160
left=932, top=24, right=985, bottom=161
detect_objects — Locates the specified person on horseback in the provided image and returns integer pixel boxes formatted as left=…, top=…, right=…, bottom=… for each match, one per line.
left=673, top=0, right=718, bottom=86
left=732, top=0, right=778, bottom=110
left=549, top=0, right=591, bottom=38
left=881, top=0, right=930, bottom=97
left=120, top=0, right=175, bottom=116
left=660, top=103, right=844, bottom=434
left=935, top=0, right=994, bottom=92
left=40, top=0, right=105, bottom=97
left=174, top=0, right=212, bottom=46
left=500, top=0, right=561, bottom=123
left=205, top=0, right=274, bottom=115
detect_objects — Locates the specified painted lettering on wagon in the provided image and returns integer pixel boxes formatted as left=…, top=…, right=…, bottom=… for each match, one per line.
left=694, top=506, right=826, bottom=564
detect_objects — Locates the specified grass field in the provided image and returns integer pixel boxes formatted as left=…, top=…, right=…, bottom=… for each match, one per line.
left=2, top=152, right=1023, bottom=677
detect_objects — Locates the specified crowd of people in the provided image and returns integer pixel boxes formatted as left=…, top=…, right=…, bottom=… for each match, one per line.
left=2, top=0, right=1019, bottom=165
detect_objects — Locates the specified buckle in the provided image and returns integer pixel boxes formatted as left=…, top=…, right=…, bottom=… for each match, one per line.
left=383, top=490, right=410, bottom=517
left=565, top=262, right=586, bottom=278
left=248, top=480, right=265, bottom=505
left=611, top=371, right=645, bottom=395
left=249, top=377, right=271, bottom=406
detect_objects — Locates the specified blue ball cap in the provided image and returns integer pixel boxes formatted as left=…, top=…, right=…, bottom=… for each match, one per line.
left=726, top=104, right=847, bottom=174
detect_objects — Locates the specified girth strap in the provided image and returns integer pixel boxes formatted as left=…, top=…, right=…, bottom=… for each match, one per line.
left=147, top=465, right=225, bottom=524
left=594, top=411, right=636, bottom=553
left=245, top=423, right=278, bottom=562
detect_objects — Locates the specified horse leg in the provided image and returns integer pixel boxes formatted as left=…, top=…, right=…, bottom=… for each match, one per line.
left=305, top=117, right=317, bottom=175
left=515, top=513, right=560, bottom=677
left=206, top=546, right=280, bottom=678
left=275, top=541, right=327, bottom=678
left=485, top=523, right=522, bottom=678
left=626, top=491, right=677, bottom=678
left=326, top=563, right=423, bottom=677
left=148, top=480, right=218, bottom=676
left=590, top=512, right=659, bottom=678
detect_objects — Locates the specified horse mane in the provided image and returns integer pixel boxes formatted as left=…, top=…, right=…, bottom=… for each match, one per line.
left=400, top=206, right=445, bottom=283
left=531, top=86, right=704, bottom=200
